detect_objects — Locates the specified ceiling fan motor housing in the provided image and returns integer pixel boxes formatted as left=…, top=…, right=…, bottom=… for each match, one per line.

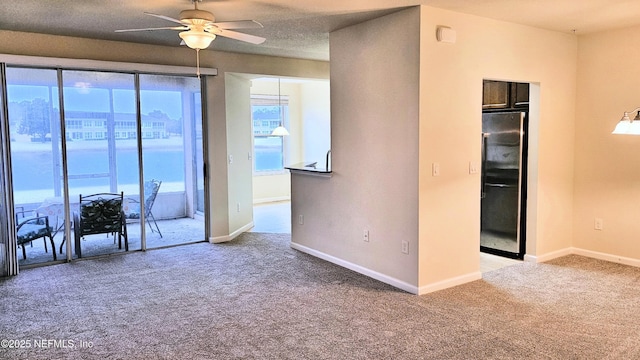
left=180, top=9, right=215, bottom=24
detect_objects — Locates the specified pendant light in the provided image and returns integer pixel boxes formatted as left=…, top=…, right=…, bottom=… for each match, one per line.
left=271, top=78, right=290, bottom=136
left=612, top=108, right=640, bottom=135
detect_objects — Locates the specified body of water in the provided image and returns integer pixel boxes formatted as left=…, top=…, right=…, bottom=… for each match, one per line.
left=11, top=148, right=185, bottom=192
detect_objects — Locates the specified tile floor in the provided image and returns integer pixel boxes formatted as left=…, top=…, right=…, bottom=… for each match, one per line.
left=481, top=230, right=519, bottom=254
left=251, top=201, right=521, bottom=273
left=250, top=201, right=291, bottom=233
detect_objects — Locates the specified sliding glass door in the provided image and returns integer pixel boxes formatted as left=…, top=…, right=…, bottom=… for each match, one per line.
left=5, top=68, right=64, bottom=266
left=62, top=70, right=141, bottom=258
left=136, top=74, right=205, bottom=248
left=2, top=65, right=207, bottom=268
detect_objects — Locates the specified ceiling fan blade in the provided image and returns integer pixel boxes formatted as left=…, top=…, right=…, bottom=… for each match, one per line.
left=213, top=20, right=263, bottom=30
left=144, top=12, right=186, bottom=25
left=115, top=26, right=187, bottom=33
left=215, top=29, right=266, bottom=44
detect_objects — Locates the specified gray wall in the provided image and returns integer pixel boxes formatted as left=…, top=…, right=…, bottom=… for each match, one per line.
left=291, top=8, right=421, bottom=290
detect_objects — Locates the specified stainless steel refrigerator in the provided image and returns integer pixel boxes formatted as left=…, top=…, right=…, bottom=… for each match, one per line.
left=481, top=112, right=526, bottom=257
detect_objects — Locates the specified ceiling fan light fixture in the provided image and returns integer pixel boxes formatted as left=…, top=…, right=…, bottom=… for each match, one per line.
left=179, top=29, right=216, bottom=49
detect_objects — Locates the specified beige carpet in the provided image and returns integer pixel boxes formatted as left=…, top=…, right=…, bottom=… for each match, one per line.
left=1, top=232, right=639, bottom=359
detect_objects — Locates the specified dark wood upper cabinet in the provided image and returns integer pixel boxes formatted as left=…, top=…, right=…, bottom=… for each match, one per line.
left=483, top=81, right=510, bottom=109
left=511, top=82, right=529, bottom=108
left=483, top=80, right=529, bottom=110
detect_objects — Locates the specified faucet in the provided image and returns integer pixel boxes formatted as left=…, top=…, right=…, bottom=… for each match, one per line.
left=325, top=149, right=331, bottom=171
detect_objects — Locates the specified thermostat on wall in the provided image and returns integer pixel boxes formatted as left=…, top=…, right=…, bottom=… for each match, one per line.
left=436, top=26, right=456, bottom=43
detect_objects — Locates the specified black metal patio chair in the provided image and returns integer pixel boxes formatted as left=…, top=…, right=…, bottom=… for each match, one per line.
left=15, top=208, right=56, bottom=261
left=125, top=179, right=163, bottom=238
left=72, top=192, right=128, bottom=258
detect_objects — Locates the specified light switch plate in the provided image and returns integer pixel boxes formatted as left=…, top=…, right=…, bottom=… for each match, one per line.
left=432, top=162, right=440, bottom=177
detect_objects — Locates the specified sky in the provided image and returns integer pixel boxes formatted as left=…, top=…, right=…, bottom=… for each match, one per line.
left=7, top=85, right=185, bottom=120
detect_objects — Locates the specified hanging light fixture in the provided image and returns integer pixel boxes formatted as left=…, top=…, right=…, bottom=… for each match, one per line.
left=116, top=0, right=267, bottom=78
left=612, top=107, right=640, bottom=135
left=178, top=1, right=217, bottom=78
left=271, top=78, right=290, bottom=136
left=179, top=27, right=216, bottom=49
left=179, top=24, right=216, bottom=78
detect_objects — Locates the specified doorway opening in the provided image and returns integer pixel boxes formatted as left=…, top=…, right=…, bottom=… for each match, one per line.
left=248, top=76, right=330, bottom=233
left=480, top=80, right=529, bottom=260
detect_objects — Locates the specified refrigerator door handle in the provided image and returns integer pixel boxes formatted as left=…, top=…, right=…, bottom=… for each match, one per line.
left=480, top=132, right=489, bottom=199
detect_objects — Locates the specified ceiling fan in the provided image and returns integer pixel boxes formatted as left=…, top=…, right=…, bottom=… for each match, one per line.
left=116, top=0, right=266, bottom=75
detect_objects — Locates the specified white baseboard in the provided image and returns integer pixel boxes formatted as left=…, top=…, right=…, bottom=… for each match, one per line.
left=572, top=247, right=640, bottom=268
left=209, top=222, right=254, bottom=244
left=523, top=247, right=572, bottom=263
left=418, top=271, right=482, bottom=295
left=524, top=247, right=640, bottom=268
left=290, top=242, right=420, bottom=294
left=249, top=239, right=640, bottom=295
left=253, top=196, right=290, bottom=205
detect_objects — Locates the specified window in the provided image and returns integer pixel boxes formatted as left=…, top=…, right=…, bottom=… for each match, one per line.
left=66, top=120, right=82, bottom=129
left=251, top=95, right=289, bottom=173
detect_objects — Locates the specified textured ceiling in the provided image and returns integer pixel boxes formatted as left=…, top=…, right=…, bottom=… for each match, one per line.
left=1, top=0, right=640, bottom=61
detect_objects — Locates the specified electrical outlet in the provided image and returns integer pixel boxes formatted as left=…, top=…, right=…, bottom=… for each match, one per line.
left=229, top=154, right=234, bottom=164
left=298, top=215, right=304, bottom=225
left=469, top=161, right=479, bottom=174
left=363, top=230, right=369, bottom=242
left=594, top=218, right=603, bottom=230
left=236, top=203, right=240, bottom=212
left=401, top=240, right=409, bottom=254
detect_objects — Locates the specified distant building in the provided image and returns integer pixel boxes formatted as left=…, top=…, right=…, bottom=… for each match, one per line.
left=64, top=111, right=167, bottom=140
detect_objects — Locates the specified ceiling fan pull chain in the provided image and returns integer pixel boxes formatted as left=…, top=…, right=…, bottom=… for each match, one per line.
left=196, top=48, right=201, bottom=78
